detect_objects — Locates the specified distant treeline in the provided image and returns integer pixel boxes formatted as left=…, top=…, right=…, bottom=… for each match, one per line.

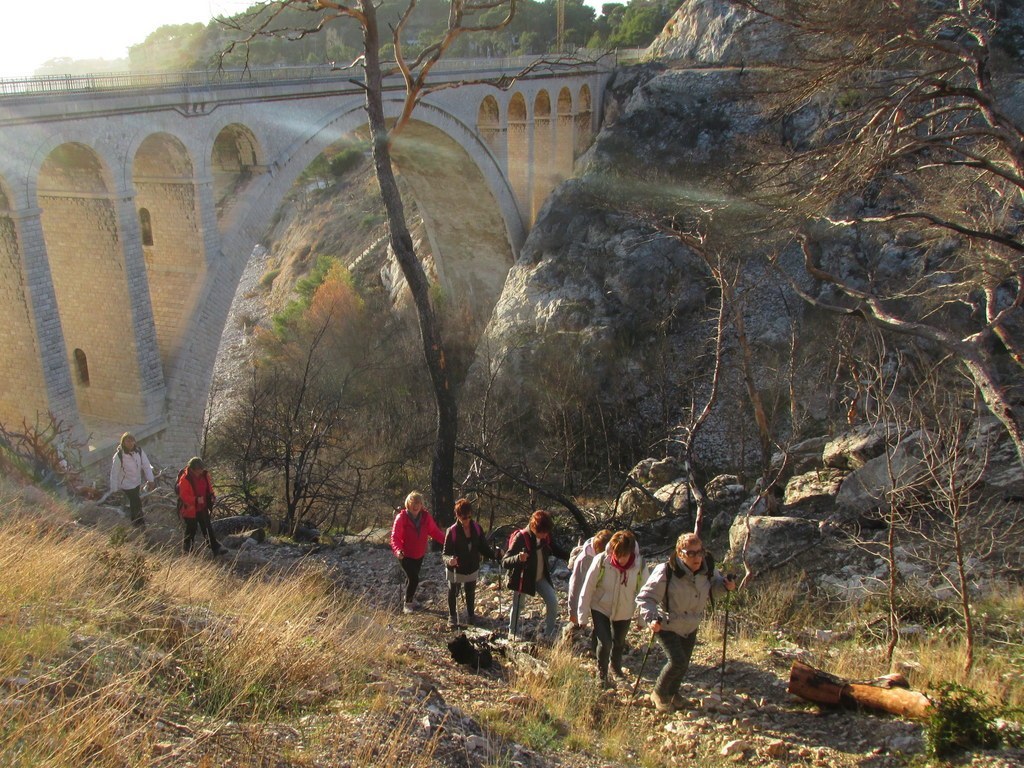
left=33, top=0, right=672, bottom=76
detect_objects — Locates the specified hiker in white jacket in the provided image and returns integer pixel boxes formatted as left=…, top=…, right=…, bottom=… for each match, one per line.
left=567, top=529, right=612, bottom=655
left=109, top=432, right=154, bottom=528
left=578, top=530, right=645, bottom=687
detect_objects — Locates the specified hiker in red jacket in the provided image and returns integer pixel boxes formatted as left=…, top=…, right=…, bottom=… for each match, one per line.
left=391, top=491, right=445, bottom=614
left=178, top=457, right=224, bottom=556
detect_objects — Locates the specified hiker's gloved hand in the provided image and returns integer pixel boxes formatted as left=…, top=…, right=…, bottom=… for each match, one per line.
left=518, top=551, right=528, bottom=563
left=724, top=575, right=737, bottom=591
left=650, top=620, right=662, bottom=634
left=395, top=550, right=404, bottom=559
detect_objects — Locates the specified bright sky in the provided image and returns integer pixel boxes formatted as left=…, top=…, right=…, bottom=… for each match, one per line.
left=0, top=0, right=253, bottom=78
left=1, top=0, right=610, bottom=79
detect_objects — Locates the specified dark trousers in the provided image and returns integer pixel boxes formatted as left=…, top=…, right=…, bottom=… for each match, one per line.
left=591, top=610, right=630, bottom=678
left=183, top=510, right=221, bottom=554
left=123, top=486, right=144, bottom=527
left=654, top=628, right=698, bottom=698
left=400, top=557, right=423, bottom=603
left=447, top=581, right=477, bottom=622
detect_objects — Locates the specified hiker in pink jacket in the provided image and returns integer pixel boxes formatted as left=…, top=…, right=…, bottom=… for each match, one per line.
left=391, top=490, right=445, bottom=613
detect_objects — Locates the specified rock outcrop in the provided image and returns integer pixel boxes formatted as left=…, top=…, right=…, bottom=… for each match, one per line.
left=645, top=0, right=788, bottom=64
left=473, top=64, right=809, bottom=470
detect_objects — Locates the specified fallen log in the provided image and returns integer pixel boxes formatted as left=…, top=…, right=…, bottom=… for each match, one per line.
left=788, top=660, right=933, bottom=720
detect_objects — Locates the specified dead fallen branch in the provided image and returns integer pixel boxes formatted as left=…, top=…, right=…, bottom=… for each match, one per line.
left=788, top=661, right=933, bottom=720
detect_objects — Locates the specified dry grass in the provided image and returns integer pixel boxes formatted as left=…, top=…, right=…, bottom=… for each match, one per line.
left=722, top=570, right=1024, bottom=710
left=0, top=483, right=423, bottom=767
left=2, top=478, right=1020, bottom=766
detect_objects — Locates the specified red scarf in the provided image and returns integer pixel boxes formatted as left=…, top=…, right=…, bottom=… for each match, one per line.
left=609, top=552, right=635, bottom=585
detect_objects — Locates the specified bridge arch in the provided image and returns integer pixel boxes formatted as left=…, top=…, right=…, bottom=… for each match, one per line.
left=221, top=94, right=522, bottom=334
left=532, top=90, right=553, bottom=221
left=212, top=123, right=264, bottom=232
left=37, top=142, right=154, bottom=427
left=506, top=92, right=529, bottom=222
left=556, top=87, right=574, bottom=181
left=132, top=132, right=207, bottom=374
left=576, top=84, right=593, bottom=157
left=477, top=95, right=503, bottom=164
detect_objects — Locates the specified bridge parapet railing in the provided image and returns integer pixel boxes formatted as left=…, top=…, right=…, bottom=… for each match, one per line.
left=0, top=51, right=620, bottom=99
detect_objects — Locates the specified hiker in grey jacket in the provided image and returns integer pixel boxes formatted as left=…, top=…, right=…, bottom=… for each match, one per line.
left=109, top=432, right=154, bottom=528
left=636, top=532, right=736, bottom=713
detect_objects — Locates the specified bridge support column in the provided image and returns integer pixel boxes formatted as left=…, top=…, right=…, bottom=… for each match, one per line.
left=2, top=207, right=79, bottom=431
left=194, top=177, right=222, bottom=269
left=112, top=189, right=167, bottom=426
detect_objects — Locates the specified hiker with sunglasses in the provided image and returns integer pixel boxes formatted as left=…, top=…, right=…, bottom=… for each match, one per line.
left=635, top=532, right=736, bottom=713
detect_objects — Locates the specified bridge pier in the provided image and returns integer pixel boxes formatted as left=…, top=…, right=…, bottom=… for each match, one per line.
left=0, top=204, right=79, bottom=433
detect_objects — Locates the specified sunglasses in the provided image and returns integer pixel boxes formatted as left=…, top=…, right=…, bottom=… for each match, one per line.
left=680, top=549, right=704, bottom=557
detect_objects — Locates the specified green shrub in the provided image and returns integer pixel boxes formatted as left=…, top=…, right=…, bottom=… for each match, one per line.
left=260, top=268, right=280, bottom=289
left=926, top=682, right=1001, bottom=758
left=328, top=147, right=364, bottom=178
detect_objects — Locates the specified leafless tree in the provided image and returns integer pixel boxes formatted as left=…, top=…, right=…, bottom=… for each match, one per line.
left=0, top=413, right=84, bottom=494
left=222, top=0, right=521, bottom=526
left=733, top=0, right=1024, bottom=467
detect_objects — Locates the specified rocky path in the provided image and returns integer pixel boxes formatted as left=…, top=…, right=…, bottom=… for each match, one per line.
left=219, top=537, right=1022, bottom=768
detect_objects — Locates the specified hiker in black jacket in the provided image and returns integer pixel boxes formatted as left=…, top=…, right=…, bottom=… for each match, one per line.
left=502, top=509, right=570, bottom=640
left=442, top=498, right=494, bottom=628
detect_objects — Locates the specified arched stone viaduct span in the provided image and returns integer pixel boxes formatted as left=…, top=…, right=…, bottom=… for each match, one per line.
left=0, top=59, right=610, bottom=467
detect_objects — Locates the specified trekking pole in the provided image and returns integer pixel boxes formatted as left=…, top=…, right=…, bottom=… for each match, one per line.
left=625, top=631, right=655, bottom=717
left=719, top=576, right=735, bottom=696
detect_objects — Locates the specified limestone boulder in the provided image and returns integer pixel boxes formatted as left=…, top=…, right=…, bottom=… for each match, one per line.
left=654, top=480, right=691, bottom=515
left=706, top=474, right=745, bottom=503
left=630, top=457, right=684, bottom=487
left=473, top=66, right=805, bottom=472
left=783, top=468, right=846, bottom=517
left=75, top=502, right=128, bottom=529
left=968, top=418, right=1024, bottom=499
left=728, top=515, right=820, bottom=574
left=770, top=436, right=829, bottom=480
left=822, top=425, right=890, bottom=471
left=835, top=435, right=926, bottom=516
left=617, top=485, right=664, bottom=522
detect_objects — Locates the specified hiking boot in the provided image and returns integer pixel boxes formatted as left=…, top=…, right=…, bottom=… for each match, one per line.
left=599, top=675, right=615, bottom=690
left=611, top=666, right=627, bottom=680
left=403, top=602, right=414, bottom=615
left=448, top=615, right=459, bottom=629
left=651, top=690, right=675, bottom=713
left=671, top=693, right=688, bottom=709
left=466, top=614, right=477, bottom=627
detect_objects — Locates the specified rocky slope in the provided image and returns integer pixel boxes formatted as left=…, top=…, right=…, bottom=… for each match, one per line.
left=61, top=481, right=1024, bottom=768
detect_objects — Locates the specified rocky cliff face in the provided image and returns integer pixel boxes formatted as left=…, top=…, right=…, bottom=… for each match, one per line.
left=644, top=0, right=787, bottom=64
left=472, top=63, right=814, bottom=470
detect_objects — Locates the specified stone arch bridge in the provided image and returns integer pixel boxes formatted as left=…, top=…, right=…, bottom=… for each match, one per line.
left=0, top=58, right=611, bottom=468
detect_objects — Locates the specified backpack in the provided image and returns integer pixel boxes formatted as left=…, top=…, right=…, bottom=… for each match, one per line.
left=567, top=541, right=586, bottom=571
left=506, top=527, right=531, bottom=557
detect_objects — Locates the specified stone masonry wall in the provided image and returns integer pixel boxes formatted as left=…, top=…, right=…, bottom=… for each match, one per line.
left=0, top=214, right=49, bottom=425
